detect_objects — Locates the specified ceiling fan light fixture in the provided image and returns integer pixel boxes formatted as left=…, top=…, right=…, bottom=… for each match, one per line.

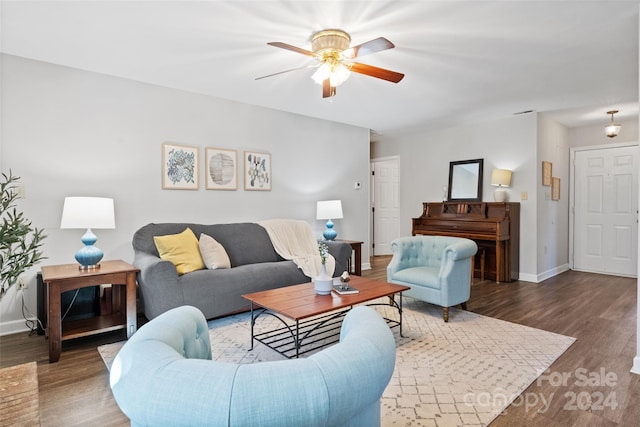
left=605, top=110, right=621, bottom=138
left=261, top=29, right=402, bottom=98
left=330, top=62, right=351, bottom=86
left=311, top=62, right=331, bottom=84
left=311, top=29, right=351, bottom=55
left=311, top=59, right=351, bottom=87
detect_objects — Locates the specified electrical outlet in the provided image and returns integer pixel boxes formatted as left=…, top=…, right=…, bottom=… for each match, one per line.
left=17, top=276, right=27, bottom=290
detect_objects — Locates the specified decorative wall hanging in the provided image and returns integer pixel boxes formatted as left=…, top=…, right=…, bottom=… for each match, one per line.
left=244, top=151, right=271, bottom=191
left=162, top=143, right=199, bottom=190
left=205, top=147, right=237, bottom=190
left=542, top=161, right=552, bottom=186
left=552, top=177, right=560, bottom=201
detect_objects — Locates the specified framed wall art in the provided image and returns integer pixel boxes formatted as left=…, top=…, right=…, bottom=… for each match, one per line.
left=244, top=151, right=271, bottom=191
left=552, top=177, right=560, bottom=200
left=205, top=147, right=237, bottom=190
left=542, top=161, right=552, bottom=186
left=162, top=143, right=199, bottom=190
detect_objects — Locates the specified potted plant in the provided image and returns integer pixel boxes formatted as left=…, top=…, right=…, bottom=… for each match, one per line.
left=0, top=171, right=46, bottom=297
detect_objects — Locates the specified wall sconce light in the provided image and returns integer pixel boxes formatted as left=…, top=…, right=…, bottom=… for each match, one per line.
left=605, top=110, right=621, bottom=138
left=316, top=200, right=343, bottom=241
left=60, top=197, right=115, bottom=270
left=490, top=169, right=512, bottom=202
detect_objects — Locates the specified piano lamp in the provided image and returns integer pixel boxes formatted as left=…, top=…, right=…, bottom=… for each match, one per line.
left=316, top=200, right=343, bottom=241
left=60, top=197, right=115, bottom=270
left=490, top=169, right=512, bottom=202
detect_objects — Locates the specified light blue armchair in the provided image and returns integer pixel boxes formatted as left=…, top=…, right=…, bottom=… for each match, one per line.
left=110, top=305, right=396, bottom=427
left=387, top=235, right=477, bottom=322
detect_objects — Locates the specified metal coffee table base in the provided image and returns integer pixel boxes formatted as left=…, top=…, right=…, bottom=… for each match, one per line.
left=249, top=296, right=404, bottom=359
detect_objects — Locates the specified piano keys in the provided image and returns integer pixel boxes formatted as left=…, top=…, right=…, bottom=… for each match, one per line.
left=412, top=202, right=520, bottom=282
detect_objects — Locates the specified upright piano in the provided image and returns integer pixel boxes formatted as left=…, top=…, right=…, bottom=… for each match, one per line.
left=412, top=202, right=520, bottom=282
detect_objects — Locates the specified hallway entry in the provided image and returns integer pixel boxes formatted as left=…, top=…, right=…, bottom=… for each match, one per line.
left=371, top=156, right=400, bottom=256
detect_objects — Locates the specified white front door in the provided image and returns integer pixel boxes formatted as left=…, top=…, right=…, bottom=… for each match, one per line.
left=573, top=145, right=638, bottom=277
left=371, top=157, right=400, bottom=255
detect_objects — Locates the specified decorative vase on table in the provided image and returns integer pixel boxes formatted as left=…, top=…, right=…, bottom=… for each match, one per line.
left=314, top=264, right=333, bottom=295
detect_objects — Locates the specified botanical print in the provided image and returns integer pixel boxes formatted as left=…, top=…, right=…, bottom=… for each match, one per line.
left=162, top=143, right=199, bottom=190
left=244, top=151, right=271, bottom=191
left=206, top=148, right=237, bottom=190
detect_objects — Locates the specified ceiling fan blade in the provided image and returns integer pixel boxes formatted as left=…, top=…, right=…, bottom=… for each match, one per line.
left=344, top=37, right=395, bottom=59
left=267, top=42, right=317, bottom=57
left=350, top=62, right=405, bottom=83
left=255, top=64, right=318, bottom=80
left=322, top=79, right=336, bottom=98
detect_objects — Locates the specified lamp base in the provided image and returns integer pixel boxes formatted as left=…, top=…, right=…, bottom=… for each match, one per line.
left=78, top=264, right=101, bottom=271
left=493, top=188, right=508, bottom=202
left=322, top=219, right=338, bottom=241
left=75, top=229, right=104, bottom=270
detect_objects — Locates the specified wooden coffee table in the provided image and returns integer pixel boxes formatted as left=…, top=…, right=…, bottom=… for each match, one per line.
left=242, top=276, right=410, bottom=358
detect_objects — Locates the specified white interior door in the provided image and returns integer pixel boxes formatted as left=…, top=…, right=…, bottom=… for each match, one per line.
left=371, top=157, right=400, bottom=256
left=573, top=145, right=638, bottom=277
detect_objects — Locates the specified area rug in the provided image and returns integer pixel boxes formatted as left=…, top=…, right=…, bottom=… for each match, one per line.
left=0, top=361, right=40, bottom=426
left=98, top=298, right=575, bottom=427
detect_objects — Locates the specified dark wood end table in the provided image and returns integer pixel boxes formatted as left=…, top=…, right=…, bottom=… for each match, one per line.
left=40, top=259, right=139, bottom=363
left=336, top=239, right=363, bottom=276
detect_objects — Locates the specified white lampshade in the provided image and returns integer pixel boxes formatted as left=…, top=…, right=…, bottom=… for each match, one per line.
left=60, top=197, right=115, bottom=229
left=316, top=200, right=343, bottom=220
left=490, top=169, right=512, bottom=188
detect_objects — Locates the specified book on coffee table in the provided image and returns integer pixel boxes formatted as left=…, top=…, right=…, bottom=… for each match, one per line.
left=332, top=284, right=359, bottom=295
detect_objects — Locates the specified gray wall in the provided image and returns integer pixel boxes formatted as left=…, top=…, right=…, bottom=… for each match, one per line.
left=0, top=54, right=371, bottom=334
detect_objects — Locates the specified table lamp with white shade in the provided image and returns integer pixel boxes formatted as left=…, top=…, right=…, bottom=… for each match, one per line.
left=316, top=200, right=343, bottom=241
left=60, top=197, right=115, bottom=270
left=490, top=169, right=512, bottom=202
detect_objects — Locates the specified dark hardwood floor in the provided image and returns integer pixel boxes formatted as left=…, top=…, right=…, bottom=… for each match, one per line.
left=1, top=256, right=638, bottom=426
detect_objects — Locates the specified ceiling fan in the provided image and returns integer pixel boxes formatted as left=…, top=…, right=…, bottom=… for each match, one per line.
left=256, top=29, right=404, bottom=98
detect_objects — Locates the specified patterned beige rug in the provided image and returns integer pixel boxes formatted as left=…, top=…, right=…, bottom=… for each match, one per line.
left=99, top=298, right=575, bottom=427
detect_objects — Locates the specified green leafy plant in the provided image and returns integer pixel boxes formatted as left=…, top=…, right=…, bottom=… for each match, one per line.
left=0, top=171, right=46, bottom=297
left=318, top=241, right=329, bottom=265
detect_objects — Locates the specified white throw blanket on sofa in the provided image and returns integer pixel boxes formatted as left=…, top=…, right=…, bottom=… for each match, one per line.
left=258, top=219, right=335, bottom=279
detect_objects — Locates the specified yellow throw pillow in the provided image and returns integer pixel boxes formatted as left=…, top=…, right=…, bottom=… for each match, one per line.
left=199, top=233, right=231, bottom=269
left=154, top=228, right=205, bottom=275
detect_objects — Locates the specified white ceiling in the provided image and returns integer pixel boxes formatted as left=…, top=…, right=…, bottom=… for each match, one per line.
left=2, top=1, right=638, bottom=136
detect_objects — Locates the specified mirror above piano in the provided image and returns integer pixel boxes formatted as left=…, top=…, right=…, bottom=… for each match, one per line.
left=447, top=158, right=483, bottom=202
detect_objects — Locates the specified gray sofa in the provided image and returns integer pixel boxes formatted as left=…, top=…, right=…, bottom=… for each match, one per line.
left=133, top=222, right=352, bottom=320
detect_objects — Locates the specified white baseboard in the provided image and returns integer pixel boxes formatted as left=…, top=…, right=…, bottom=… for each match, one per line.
left=517, top=272, right=538, bottom=283
left=532, top=263, right=571, bottom=283
left=631, top=356, right=640, bottom=375
left=361, top=262, right=371, bottom=272
left=0, top=318, right=34, bottom=336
